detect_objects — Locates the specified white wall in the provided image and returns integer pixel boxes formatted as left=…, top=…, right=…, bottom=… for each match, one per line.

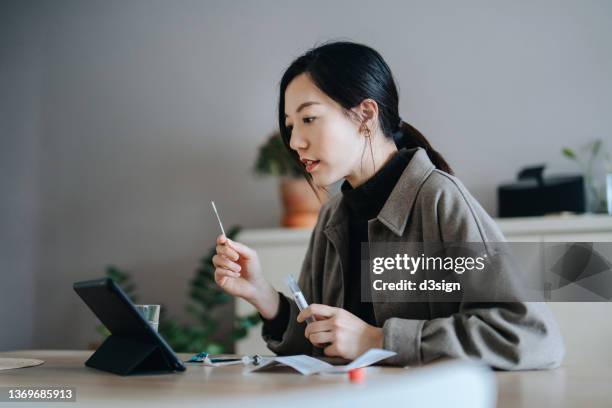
left=1, top=0, right=610, bottom=350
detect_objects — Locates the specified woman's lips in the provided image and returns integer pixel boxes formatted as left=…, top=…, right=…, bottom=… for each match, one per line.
left=305, top=160, right=320, bottom=172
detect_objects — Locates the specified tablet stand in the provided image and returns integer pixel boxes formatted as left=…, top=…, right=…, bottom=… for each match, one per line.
left=85, top=335, right=174, bottom=375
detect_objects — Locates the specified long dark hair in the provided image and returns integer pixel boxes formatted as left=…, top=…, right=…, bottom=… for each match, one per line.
left=278, top=41, right=453, bottom=196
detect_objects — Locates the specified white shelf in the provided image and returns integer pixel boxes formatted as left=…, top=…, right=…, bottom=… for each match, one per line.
left=494, top=213, right=612, bottom=236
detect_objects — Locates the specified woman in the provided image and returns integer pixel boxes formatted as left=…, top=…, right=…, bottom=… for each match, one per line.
left=212, top=41, right=564, bottom=370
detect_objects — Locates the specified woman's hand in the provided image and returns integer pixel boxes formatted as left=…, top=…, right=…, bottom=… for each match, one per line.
left=297, top=304, right=383, bottom=360
left=212, top=234, right=279, bottom=319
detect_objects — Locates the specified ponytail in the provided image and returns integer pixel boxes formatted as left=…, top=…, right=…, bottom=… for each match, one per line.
left=392, top=120, right=454, bottom=176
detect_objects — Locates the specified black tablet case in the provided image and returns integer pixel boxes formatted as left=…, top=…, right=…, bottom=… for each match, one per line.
left=74, top=278, right=184, bottom=376
left=86, top=335, right=173, bottom=375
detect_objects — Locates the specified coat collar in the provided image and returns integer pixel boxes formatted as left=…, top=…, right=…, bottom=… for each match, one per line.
left=324, top=147, right=435, bottom=237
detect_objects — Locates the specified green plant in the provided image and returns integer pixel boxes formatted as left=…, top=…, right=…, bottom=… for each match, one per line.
left=101, top=225, right=260, bottom=353
left=254, top=132, right=304, bottom=178
left=562, top=139, right=610, bottom=213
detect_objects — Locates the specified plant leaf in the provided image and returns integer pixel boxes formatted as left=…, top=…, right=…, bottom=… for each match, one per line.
left=592, top=139, right=602, bottom=156
left=562, top=147, right=576, bottom=160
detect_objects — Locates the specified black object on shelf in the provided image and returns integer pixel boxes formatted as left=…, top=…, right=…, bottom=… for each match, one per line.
left=497, top=164, right=585, bottom=218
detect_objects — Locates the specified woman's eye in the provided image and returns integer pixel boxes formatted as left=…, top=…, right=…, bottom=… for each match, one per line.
left=286, top=125, right=293, bottom=133
left=303, top=117, right=316, bottom=124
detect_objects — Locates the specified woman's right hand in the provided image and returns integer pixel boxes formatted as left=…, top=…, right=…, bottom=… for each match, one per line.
left=212, top=234, right=279, bottom=319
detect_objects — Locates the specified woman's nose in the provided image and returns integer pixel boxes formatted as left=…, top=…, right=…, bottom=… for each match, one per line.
left=289, top=129, right=308, bottom=151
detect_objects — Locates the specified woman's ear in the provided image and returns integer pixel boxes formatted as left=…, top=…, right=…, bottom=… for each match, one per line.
left=357, top=98, right=379, bottom=130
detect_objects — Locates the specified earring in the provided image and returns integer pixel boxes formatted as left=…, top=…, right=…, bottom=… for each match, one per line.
left=365, top=126, right=376, bottom=171
left=363, top=126, right=371, bottom=138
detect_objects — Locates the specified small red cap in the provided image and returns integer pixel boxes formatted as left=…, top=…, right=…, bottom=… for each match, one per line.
left=348, top=368, right=366, bottom=383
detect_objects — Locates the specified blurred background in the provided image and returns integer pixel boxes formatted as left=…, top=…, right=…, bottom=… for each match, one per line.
left=1, top=0, right=611, bottom=354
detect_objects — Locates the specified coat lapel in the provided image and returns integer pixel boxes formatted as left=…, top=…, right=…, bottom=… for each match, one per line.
left=323, top=200, right=349, bottom=308
left=376, top=147, right=435, bottom=236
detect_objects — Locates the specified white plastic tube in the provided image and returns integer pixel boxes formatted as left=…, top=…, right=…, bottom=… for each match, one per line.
left=285, top=275, right=315, bottom=324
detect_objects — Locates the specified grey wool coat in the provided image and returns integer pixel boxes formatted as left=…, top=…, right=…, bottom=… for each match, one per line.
left=263, top=147, right=565, bottom=370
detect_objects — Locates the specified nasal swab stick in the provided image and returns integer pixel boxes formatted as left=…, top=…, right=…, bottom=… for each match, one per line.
left=211, top=201, right=226, bottom=239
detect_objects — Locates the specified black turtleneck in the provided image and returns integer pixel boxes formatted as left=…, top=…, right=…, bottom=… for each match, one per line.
left=262, top=148, right=416, bottom=340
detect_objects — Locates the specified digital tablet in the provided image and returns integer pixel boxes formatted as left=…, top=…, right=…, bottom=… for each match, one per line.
left=73, top=277, right=186, bottom=374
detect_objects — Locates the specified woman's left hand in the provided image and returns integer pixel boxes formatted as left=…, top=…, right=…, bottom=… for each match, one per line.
left=297, top=304, right=383, bottom=360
